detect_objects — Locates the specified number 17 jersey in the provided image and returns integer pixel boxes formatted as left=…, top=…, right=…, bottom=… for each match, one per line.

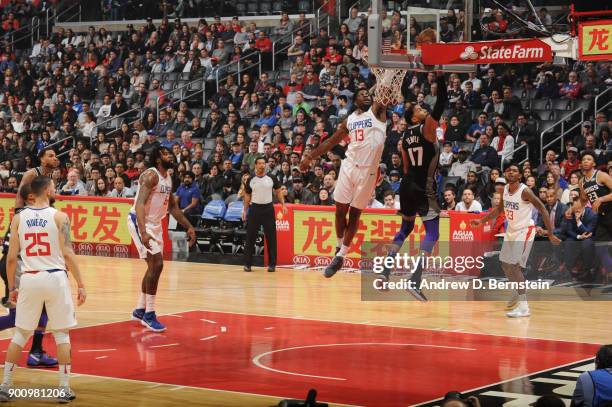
left=402, top=124, right=439, bottom=185
left=17, top=207, right=65, bottom=272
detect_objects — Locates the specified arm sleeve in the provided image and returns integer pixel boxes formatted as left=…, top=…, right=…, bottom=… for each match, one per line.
left=245, top=177, right=253, bottom=194
left=431, top=75, right=448, bottom=122
left=272, top=175, right=281, bottom=190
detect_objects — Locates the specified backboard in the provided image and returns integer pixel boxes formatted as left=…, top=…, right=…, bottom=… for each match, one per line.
left=366, top=0, right=476, bottom=72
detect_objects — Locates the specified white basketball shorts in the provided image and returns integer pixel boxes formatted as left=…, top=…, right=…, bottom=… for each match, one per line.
left=499, top=226, right=536, bottom=268
left=333, top=160, right=379, bottom=210
left=16, top=271, right=76, bottom=331
left=127, top=213, right=163, bottom=259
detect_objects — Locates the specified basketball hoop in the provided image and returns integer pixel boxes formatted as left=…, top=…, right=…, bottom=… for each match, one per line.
left=363, top=53, right=408, bottom=106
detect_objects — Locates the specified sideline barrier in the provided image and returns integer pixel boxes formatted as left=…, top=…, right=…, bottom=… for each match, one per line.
left=0, top=193, right=170, bottom=258
left=270, top=204, right=498, bottom=275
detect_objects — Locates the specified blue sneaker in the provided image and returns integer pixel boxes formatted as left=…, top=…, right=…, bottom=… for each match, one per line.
left=141, top=311, right=166, bottom=332
left=27, top=351, right=58, bottom=367
left=131, top=308, right=145, bottom=321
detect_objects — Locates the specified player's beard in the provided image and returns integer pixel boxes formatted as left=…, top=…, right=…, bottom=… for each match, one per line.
left=160, top=159, right=175, bottom=170
left=49, top=196, right=56, bottom=206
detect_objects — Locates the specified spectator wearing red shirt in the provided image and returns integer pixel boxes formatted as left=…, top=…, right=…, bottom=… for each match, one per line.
left=255, top=31, right=273, bottom=70
left=487, top=11, right=508, bottom=33
left=324, top=45, right=343, bottom=64
left=560, top=146, right=580, bottom=177
left=559, top=71, right=583, bottom=100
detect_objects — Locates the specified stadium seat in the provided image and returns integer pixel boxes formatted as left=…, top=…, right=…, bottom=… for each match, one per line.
left=552, top=99, right=572, bottom=111
left=204, top=138, right=216, bottom=150
left=247, top=3, right=258, bottom=14
left=297, top=0, right=309, bottom=12
left=272, top=1, right=283, bottom=13
left=259, top=2, right=272, bottom=14
left=164, top=72, right=179, bottom=81
left=439, top=176, right=462, bottom=194
left=235, top=3, right=246, bottom=13
left=457, top=142, right=475, bottom=153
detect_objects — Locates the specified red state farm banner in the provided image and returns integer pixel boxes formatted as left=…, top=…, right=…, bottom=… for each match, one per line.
left=421, top=39, right=553, bottom=65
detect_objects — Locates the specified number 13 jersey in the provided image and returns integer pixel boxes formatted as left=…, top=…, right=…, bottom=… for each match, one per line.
left=502, top=183, right=534, bottom=232
left=345, top=108, right=387, bottom=167
left=17, top=207, right=65, bottom=272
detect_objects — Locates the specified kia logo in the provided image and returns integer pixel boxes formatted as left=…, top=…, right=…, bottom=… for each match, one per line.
left=96, top=244, right=111, bottom=252
left=113, top=245, right=128, bottom=253
left=314, top=256, right=331, bottom=266
left=292, top=255, right=310, bottom=265
left=344, top=258, right=354, bottom=268
left=359, top=259, right=373, bottom=269
left=78, top=243, right=93, bottom=251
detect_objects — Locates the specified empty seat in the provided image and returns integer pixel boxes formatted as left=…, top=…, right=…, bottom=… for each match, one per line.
left=161, top=80, right=174, bottom=91
left=164, top=72, right=179, bottom=81
left=531, top=98, right=551, bottom=111
left=272, top=1, right=283, bottom=13
left=259, top=2, right=272, bottom=13
left=297, top=0, right=310, bottom=12
left=552, top=99, right=572, bottom=111
left=247, top=2, right=258, bottom=13
left=235, top=3, right=246, bottom=14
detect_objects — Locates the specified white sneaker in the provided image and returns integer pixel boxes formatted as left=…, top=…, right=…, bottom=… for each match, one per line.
left=0, top=384, right=12, bottom=402
left=506, top=305, right=531, bottom=318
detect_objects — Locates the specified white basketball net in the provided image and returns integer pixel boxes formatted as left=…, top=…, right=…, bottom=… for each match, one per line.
left=363, top=54, right=408, bottom=106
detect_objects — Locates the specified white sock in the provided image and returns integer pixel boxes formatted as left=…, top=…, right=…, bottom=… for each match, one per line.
left=2, top=362, right=15, bottom=386
left=145, top=294, right=156, bottom=313
left=337, top=237, right=343, bottom=248
left=337, top=245, right=349, bottom=257
left=136, top=293, right=146, bottom=310
left=58, top=364, right=70, bottom=388
left=518, top=294, right=527, bottom=302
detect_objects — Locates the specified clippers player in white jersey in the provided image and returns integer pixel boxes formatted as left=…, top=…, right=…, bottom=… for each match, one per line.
left=0, top=148, right=60, bottom=367
left=300, top=88, right=389, bottom=277
left=127, top=147, right=195, bottom=332
left=472, top=164, right=560, bottom=317
left=0, top=176, right=86, bottom=403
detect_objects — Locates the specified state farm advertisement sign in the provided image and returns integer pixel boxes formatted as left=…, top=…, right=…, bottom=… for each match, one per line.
left=421, top=39, right=552, bottom=65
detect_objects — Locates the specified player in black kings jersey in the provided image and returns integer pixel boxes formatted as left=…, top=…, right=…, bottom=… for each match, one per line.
left=377, top=73, right=447, bottom=302
left=579, top=151, right=612, bottom=275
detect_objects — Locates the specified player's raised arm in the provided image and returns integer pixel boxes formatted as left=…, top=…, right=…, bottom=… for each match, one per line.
left=56, top=211, right=86, bottom=305
left=6, top=214, right=21, bottom=300
left=135, top=169, right=159, bottom=249
left=299, top=120, right=348, bottom=171
left=522, top=187, right=560, bottom=245
left=168, top=190, right=196, bottom=246
left=15, top=169, right=36, bottom=208
left=423, top=73, right=447, bottom=143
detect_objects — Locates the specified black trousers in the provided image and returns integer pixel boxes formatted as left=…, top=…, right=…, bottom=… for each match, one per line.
left=244, top=203, right=277, bottom=268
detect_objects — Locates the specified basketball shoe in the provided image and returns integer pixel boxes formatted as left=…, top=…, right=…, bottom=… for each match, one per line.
left=131, top=308, right=145, bottom=321
left=407, top=286, right=428, bottom=302
left=506, top=303, right=531, bottom=318
left=27, top=351, right=58, bottom=367
left=505, top=293, right=519, bottom=310
left=58, top=387, right=76, bottom=404
left=141, top=311, right=166, bottom=332
left=324, top=256, right=343, bottom=278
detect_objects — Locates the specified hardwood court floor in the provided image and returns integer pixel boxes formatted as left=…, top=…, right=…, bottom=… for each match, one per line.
left=0, top=256, right=609, bottom=406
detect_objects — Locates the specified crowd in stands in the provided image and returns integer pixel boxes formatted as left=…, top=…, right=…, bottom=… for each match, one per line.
left=0, top=3, right=610, bottom=266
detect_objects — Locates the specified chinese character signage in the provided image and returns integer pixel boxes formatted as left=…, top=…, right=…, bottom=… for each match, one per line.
left=0, top=194, right=132, bottom=245
left=579, top=20, right=612, bottom=61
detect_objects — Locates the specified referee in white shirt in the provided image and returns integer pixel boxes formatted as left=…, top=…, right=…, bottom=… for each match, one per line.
left=242, top=157, right=287, bottom=272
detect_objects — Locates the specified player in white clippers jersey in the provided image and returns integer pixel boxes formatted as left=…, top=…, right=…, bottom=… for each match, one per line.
left=0, top=176, right=86, bottom=403
left=300, top=88, right=389, bottom=278
left=472, top=164, right=560, bottom=318
left=127, top=147, right=195, bottom=332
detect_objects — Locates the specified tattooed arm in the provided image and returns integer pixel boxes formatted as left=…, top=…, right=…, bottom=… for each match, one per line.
left=56, top=211, right=86, bottom=305
left=135, top=169, right=159, bottom=250
left=168, top=191, right=196, bottom=246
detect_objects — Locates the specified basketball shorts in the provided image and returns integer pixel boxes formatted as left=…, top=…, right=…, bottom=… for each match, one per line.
left=595, top=211, right=612, bottom=242
left=16, top=271, right=76, bottom=331
left=499, top=226, right=536, bottom=268
left=333, top=160, right=379, bottom=210
left=398, top=177, right=440, bottom=221
left=127, top=213, right=163, bottom=259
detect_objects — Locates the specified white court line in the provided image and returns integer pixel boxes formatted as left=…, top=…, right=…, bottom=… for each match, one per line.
left=200, top=319, right=217, bottom=324
left=95, top=356, right=108, bottom=360
left=164, top=315, right=183, bottom=318
left=169, top=386, right=186, bottom=391
left=200, top=335, right=217, bottom=341
left=198, top=308, right=604, bottom=345
left=264, top=327, right=274, bottom=330
left=78, top=349, right=117, bottom=352
left=413, top=357, right=595, bottom=406
left=24, top=368, right=364, bottom=407
left=252, top=342, right=477, bottom=381
left=149, top=343, right=179, bottom=349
